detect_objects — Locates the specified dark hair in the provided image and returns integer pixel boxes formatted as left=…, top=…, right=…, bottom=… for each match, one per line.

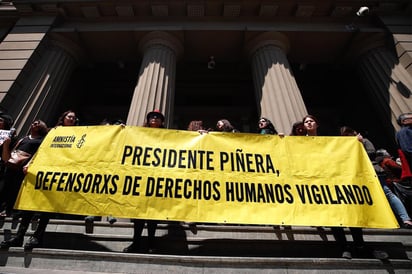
left=340, top=126, right=356, bottom=136
left=100, top=118, right=111, bottom=125
left=216, top=119, right=238, bottom=132
left=397, top=112, right=412, bottom=126
left=302, top=114, right=319, bottom=125
left=55, top=110, right=77, bottom=126
left=258, top=117, right=278, bottom=134
left=290, top=121, right=307, bottom=136
left=111, top=119, right=125, bottom=125
left=187, top=120, right=204, bottom=131
left=146, top=110, right=165, bottom=122
left=144, top=110, right=165, bottom=128
left=0, top=113, right=14, bottom=130
left=32, top=120, right=49, bottom=136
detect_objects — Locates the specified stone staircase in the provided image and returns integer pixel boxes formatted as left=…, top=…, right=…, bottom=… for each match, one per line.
left=0, top=216, right=411, bottom=273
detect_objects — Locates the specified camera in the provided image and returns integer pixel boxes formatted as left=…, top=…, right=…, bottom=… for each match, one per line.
left=356, top=6, right=369, bottom=17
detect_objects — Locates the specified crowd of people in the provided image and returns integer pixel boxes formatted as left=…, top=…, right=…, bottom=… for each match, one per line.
left=0, top=108, right=411, bottom=260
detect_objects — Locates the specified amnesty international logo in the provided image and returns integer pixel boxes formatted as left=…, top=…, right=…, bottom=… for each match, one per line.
left=76, top=134, right=86, bottom=148
left=49, top=134, right=87, bottom=149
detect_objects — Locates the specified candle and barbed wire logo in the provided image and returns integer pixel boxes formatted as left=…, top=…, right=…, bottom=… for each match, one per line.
left=76, top=134, right=87, bottom=148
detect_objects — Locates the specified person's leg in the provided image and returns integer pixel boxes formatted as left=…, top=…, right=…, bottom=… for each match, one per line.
left=349, top=227, right=364, bottom=247
left=123, top=219, right=145, bottom=253
left=0, top=211, right=33, bottom=248
left=24, top=213, right=51, bottom=249
left=383, top=184, right=412, bottom=227
left=350, top=228, right=389, bottom=259
left=331, top=227, right=351, bottom=259
left=147, top=220, right=158, bottom=252
left=2, top=172, right=24, bottom=216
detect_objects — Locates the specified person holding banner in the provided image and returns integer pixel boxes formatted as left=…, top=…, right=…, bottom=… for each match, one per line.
left=302, top=115, right=320, bottom=136
left=84, top=118, right=124, bottom=232
left=0, top=119, right=49, bottom=249
left=55, top=110, right=78, bottom=127
left=257, top=117, right=278, bottom=135
left=334, top=124, right=388, bottom=259
left=303, top=115, right=388, bottom=260
left=340, top=126, right=376, bottom=160
left=123, top=109, right=165, bottom=253
left=187, top=120, right=209, bottom=134
left=216, top=119, right=239, bottom=133
left=183, top=119, right=212, bottom=234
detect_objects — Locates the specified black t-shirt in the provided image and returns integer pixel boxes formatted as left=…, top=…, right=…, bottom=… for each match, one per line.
left=16, top=136, right=44, bottom=156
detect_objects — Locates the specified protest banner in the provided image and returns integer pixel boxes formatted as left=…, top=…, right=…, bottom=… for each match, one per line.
left=0, top=129, right=11, bottom=146
left=15, top=125, right=398, bottom=228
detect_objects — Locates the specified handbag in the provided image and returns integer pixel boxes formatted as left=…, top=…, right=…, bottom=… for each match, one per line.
left=6, top=149, right=32, bottom=170
left=6, top=139, right=31, bottom=169
left=5, top=136, right=32, bottom=170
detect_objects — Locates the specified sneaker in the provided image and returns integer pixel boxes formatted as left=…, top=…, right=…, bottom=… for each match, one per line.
left=373, top=249, right=389, bottom=260
left=123, top=242, right=139, bottom=253
left=354, top=246, right=389, bottom=260
left=24, top=236, right=41, bottom=250
left=403, top=221, right=412, bottom=229
left=342, top=250, right=352, bottom=259
left=0, top=236, right=23, bottom=248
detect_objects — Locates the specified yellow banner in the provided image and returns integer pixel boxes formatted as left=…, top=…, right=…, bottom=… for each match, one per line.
left=16, top=125, right=398, bottom=228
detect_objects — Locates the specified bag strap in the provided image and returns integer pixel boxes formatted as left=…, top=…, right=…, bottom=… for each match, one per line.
left=11, top=136, right=26, bottom=151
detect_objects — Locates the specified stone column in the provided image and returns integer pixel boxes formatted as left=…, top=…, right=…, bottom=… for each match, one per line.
left=354, top=36, right=412, bottom=132
left=246, top=32, right=308, bottom=134
left=126, top=31, right=183, bottom=127
left=5, top=35, right=81, bottom=135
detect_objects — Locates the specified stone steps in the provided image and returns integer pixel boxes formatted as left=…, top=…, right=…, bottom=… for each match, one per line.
left=0, top=217, right=411, bottom=273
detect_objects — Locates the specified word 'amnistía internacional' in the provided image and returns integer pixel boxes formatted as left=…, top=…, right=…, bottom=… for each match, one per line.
left=34, top=171, right=374, bottom=205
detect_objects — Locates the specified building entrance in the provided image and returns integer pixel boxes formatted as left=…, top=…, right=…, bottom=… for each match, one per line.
left=60, top=60, right=397, bottom=153
left=174, top=62, right=257, bottom=132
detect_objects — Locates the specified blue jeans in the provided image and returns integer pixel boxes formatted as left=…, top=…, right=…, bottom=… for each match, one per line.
left=379, top=174, right=411, bottom=222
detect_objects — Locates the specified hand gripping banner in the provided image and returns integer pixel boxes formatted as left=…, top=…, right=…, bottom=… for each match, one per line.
left=15, top=125, right=398, bottom=228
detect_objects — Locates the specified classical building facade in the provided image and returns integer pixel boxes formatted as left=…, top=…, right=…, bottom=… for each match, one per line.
left=0, top=0, right=411, bottom=151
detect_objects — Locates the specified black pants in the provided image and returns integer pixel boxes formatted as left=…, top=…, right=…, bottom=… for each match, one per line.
left=0, top=169, right=24, bottom=214
left=16, top=211, right=51, bottom=241
left=331, top=227, right=364, bottom=251
left=131, top=219, right=158, bottom=246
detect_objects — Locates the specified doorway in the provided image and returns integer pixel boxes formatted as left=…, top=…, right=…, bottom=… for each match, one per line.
left=174, top=61, right=257, bottom=132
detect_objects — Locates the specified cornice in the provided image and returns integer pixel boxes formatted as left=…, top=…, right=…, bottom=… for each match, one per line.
left=9, top=1, right=411, bottom=21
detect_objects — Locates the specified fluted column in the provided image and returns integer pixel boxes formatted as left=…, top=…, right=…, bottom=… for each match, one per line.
left=355, top=39, right=412, bottom=132
left=247, top=32, right=307, bottom=134
left=9, top=35, right=81, bottom=135
left=127, top=31, right=183, bottom=127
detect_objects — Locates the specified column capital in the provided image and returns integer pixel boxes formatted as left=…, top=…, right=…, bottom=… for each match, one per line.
left=245, top=32, right=290, bottom=58
left=138, top=31, right=183, bottom=59
left=346, top=33, right=387, bottom=61
left=48, top=33, right=85, bottom=65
